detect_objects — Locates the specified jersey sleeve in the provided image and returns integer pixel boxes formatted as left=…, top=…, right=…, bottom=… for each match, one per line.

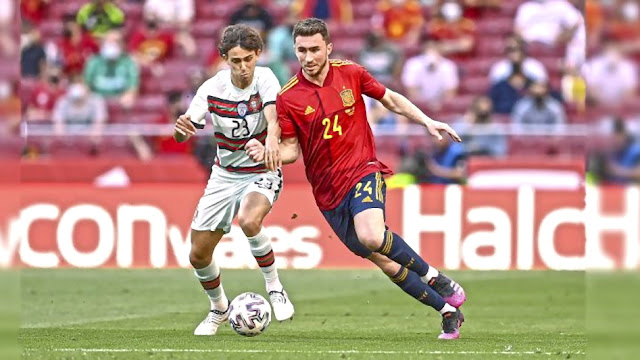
left=358, top=64, right=387, bottom=100
left=185, top=80, right=209, bottom=129
left=259, top=68, right=281, bottom=106
left=276, top=94, right=297, bottom=139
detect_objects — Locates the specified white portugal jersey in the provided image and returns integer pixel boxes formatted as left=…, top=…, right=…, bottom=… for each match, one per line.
left=186, top=66, right=281, bottom=173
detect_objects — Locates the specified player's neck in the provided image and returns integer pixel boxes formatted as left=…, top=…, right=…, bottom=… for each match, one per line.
left=230, top=73, right=254, bottom=90
left=302, top=61, right=330, bottom=87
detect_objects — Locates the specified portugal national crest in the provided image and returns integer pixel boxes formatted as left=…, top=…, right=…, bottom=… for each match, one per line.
left=340, top=89, right=355, bottom=107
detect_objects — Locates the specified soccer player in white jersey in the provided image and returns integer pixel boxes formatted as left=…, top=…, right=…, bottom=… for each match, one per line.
left=173, top=24, right=294, bottom=335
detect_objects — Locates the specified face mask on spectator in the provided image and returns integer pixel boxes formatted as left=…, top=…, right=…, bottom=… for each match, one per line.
left=0, top=81, right=10, bottom=100
left=101, top=42, right=122, bottom=60
left=441, top=2, right=462, bottom=22
left=68, top=84, right=87, bottom=100
left=622, top=1, right=639, bottom=21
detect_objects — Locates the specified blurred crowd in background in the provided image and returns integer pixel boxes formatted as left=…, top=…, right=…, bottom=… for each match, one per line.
left=0, top=0, right=638, bottom=184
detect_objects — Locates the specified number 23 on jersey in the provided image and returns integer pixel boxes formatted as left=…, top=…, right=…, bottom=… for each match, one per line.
left=322, top=115, right=342, bottom=139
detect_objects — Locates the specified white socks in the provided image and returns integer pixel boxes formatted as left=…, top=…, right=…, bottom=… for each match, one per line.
left=194, top=260, right=228, bottom=310
left=248, top=230, right=282, bottom=292
left=439, top=303, right=457, bottom=314
left=422, top=267, right=440, bottom=283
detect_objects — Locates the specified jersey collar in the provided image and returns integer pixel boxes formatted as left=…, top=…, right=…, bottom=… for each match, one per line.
left=297, top=62, right=334, bottom=88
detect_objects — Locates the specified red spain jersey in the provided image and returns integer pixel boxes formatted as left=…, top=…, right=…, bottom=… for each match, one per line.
left=277, top=59, right=393, bottom=211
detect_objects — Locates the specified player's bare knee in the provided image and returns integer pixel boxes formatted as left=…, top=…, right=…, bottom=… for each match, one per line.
left=358, top=230, right=385, bottom=251
left=189, top=248, right=212, bottom=269
left=238, top=215, right=262, bottom=237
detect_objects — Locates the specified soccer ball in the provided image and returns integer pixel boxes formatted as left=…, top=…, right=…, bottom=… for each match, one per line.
left=228, top=292, right=271, bottom=336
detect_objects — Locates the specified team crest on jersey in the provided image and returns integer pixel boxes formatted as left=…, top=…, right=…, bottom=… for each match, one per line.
left=237, top=102, right=248, bottom=117
left=340, top=89, right=355, bottom=107
left=250, top=100, right=258, bottom=111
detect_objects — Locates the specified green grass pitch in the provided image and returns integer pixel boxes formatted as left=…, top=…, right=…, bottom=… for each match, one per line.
left=20, top=269, right=585, bottom=359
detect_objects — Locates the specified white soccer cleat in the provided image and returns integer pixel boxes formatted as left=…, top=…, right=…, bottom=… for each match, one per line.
left=269, top=289, right=295, bottom=322
left=194, top=305, right=229, bottom=336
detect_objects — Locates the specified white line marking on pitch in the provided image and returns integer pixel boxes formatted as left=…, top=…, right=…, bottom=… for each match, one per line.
left=24, top=348, right=586, bottom=356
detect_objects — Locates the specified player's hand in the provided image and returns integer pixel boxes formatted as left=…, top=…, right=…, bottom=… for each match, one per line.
left=264, top=135, right=282, bottom=171
left=245, top=138, right=265, bottom=163
left=425, top=119, right=462, bottom=142
left=174, top=114, right=196, bottom=136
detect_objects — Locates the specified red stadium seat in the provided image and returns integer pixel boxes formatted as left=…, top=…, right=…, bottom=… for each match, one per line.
left=475, top=18, right=513, bottom=36
left=459, top=76, right=490, bottom=95
left=192, top=19, right=226, bottom=37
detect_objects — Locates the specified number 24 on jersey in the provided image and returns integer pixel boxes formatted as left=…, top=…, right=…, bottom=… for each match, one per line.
left=322, top=115, right=342, bottom=139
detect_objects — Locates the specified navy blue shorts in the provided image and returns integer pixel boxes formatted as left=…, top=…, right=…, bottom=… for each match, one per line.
left=321, top=172, right=387, bottom=258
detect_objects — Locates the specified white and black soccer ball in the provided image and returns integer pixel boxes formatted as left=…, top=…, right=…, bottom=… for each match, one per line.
left=228, top=292, right=271, bottom=337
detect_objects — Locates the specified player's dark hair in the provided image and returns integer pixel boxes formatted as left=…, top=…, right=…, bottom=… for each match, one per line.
left=217, top=24, right=263, bottom=57
left=292, top=18, right=331, bottom=44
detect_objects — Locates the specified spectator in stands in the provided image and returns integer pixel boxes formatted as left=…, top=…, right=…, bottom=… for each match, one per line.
left=585, top=39, right=637, bottom=106
left=230, top=0, right=274, bottom=39
left=511, top=81, right=566, bottom=125
left=144, top=0, right=194, bottom=29
left=0, top=0, right=17, bottom=56
left=128, top=15, right=196, bottom=76
left=601, top=117, right=640, bottom=184
left=268, top=11, right=298, bottom=63
left=585, top=0, right=604, bottom=50
left=24, top=65, right=65, bottom=123
left=425, top=134, right=467, bottom=184
left=52, top=76, right=107, bottom=143
left=76, top=0, right=125, bottom=38
left=372, top=0, right=422, bottom=45
left=20, top=22, right=47, bottom=78
left=489, top=61, right=533, bottom=114
left=461, top=0, right=501, bottom=19
left=427, top=0, right=476, bottom=57
left=0, top=80, right=21, bottom=133
left=605, top=0, right=640, bottom=55
left=401, top=37, right=458, bottom=109
left=84, top=30, right=139, bottom=108
left=357, top=30, right=403, bottom=86
left=364, top=95, right=403, bottom=130
left=20, top=0, right=50, bottom=25
left=514, top=0, right=583, bottom=48
left=456, top=96, right=507, bottom=156
left=257, top=42, right=292, bottom=86
left=56, top=14, right=99, bottom=76
left=292, top=0, right=353, bottom=26
left=489, top=34, right=548, bottom=84
left=155, top=91, right=192, bottom=156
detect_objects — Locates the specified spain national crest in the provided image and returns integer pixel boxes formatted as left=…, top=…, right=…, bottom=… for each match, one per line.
left=340, top=89, right=355, bottom=107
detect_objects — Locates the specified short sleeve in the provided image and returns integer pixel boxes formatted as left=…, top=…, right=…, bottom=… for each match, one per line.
left=185, top=81, right=210, bottom=129
left=359, top=65, right=386, bottom=100
left=259, top=68, right=281, bottom=106
left=276, top=95, right=297, bottom=139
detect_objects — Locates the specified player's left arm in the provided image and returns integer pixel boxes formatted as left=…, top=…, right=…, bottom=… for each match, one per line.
left=378, top=88, right=462, bottom=142
left=260, top=69, right=283, bottom=171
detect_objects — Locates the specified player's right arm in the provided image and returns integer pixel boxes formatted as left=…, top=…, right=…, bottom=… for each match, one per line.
left=174, top=79, right=209, bottom=143
left=173, top=114, right=196, bottom=142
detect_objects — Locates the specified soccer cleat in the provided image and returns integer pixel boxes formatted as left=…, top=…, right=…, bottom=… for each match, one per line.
left=194, top=303, right=230, bottom=336
left=269, top=289, right=295, bottom=322
left=438, top=309, right=464, bottom=340
left=428, top=273, right=466, bottom=308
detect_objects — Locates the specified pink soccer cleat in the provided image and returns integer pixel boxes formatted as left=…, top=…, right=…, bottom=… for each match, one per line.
left=428, top=273, right=466, bottom=308
left=437, top=309, right=464, bottom=340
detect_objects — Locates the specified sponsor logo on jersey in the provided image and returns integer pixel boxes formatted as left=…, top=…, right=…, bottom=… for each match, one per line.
left=304, top=105, right=315, bottom=115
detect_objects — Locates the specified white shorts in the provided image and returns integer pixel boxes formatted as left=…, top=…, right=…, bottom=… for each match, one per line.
left=191, top=166, right=283, bottom=233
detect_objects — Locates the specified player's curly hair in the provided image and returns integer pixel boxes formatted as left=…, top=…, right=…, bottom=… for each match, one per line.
left=218, top=24, right=263, bottom=57
left=292, top=18, right=331, bottom=44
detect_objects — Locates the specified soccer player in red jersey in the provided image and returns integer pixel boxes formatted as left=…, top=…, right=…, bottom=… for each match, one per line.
left=246, top=18, right=466, bottom=339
